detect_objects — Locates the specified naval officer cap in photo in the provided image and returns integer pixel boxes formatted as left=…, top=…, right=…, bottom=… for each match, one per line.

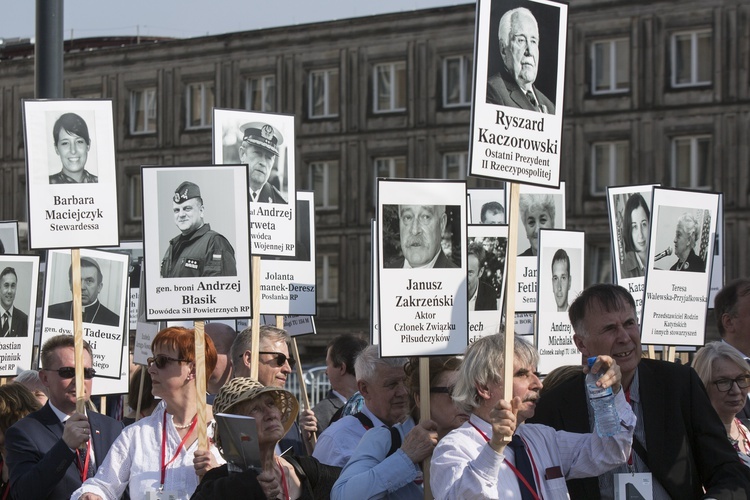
left=239, top=122, right=287, bottom=204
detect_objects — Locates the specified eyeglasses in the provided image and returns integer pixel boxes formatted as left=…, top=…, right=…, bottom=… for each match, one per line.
left=147, top=354, right=188, bottom=369
left=712, top=375, right=750, bottom=392
left=258, top=351, right=296, bottom=369
left=430, top=386, right=454, bottom=396
left=41, top=367, right=96, bottom=380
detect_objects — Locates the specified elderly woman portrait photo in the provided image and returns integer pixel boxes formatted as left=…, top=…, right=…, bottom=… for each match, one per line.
left=517, top=193, right=556, bottom=256
left=49, top=112, right=98, bottom=184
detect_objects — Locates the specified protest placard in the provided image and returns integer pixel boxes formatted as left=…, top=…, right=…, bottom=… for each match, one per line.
left=467, top=225, right=507, bottom=344
left=0, top=222, right=19, bottom=255
left=0, top=255, right=40, bottom=376
left=468, top=188, right=507, bottom=224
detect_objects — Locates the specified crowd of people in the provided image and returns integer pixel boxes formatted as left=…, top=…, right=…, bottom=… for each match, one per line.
left=0, top=281, right=749, bottom=499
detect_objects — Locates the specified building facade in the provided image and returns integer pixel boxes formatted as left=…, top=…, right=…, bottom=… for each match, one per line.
left=1, top=0, right=748, bottom=351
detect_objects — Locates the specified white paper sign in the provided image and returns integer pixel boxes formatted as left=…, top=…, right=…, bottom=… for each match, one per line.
left=23, top=100, right=119, bottom=249
left=259, top=192, right=316, bottom=315
left=377, top=179, right=468, bottom=357
left=641, top=188, right=719, bottom=346
left=260, top=315, right=316, bottom=337
left=0, top=255, right=40, bottom=376
left=213, top=109, right=296, bottom=257
left=0, top=221, right=20, bottom=255
left=535, top=229, right=584, bottom=374
left=514, top=183, right=566, bottom=312
left=468, top=224, right=507, bottom=344
left=469, top=0, right=568, bottom=187
left=41, top=249, right=129, bottom=378
left=142, top=165, right=252, bottom=321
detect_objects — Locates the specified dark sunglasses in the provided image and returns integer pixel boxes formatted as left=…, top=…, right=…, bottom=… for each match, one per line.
left=429, top=386, right=454, bottom=396
left=42, top=367, right=96, bottom=380
left=147, top=354, right=188, bottom=369
left=258, top=351, right=296, bottom=369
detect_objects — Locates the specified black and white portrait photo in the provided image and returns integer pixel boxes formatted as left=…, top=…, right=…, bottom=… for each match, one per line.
left=0, top=222, right=20, bottom=255
left=516, top=190, right=565, bottom=256
left=0, top=256, right=39, bottom=374
left=653, top=207, right=710, bottom=273
left=608, top=188, right=654, bottom=280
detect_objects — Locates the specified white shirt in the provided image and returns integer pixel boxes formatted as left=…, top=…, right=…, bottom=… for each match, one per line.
left=430, top=391, right=635, bottom=500
left=313, top=403, right=414, bottom=467
left=70, top=403, right=223, bottom=500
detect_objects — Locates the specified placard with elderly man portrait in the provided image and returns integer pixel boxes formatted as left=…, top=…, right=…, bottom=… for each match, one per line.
left=213, top=109, right=297, bottom=257
left=641, top=187, right=720, bottom=347
left=469, top=0, right=568, bottom=188
left=377, top=179, right=468, bottom=357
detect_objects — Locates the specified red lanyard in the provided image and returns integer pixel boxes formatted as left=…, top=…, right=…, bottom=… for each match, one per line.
left=469, top=421, right=542, bottom=500
left=160, top=412, right=198, bottom=489
left=277, top=459, right=290, bottom=500
left=75, top=441, right=91, bottom=482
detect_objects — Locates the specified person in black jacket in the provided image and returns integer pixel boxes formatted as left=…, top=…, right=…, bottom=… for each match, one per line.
left=193, top=378, right=340, bottom=500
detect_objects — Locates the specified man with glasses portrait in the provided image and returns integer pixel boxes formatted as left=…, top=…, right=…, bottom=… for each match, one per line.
left=4, top=335, right=124, bottom=499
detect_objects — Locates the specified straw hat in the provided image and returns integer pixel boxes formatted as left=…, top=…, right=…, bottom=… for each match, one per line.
left=213, top=378, right=299, bottom=436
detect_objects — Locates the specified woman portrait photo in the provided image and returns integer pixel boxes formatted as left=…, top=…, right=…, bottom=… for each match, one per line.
left=517, top=193, right=556, bottom=256
left=49, top=112, right=98, bottom=184
left=620, top=192, right=650, bottom=279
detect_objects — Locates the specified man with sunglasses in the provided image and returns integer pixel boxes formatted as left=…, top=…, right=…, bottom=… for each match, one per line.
left=4, top=335, right=124, bottom=500
left=230, top=325, right=318, bottom=455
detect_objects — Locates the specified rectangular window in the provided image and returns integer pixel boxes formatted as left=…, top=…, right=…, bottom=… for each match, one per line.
left=316, top=253, right=339, bottom=303
left=129, top=88, right=157, bottom=135
left=591, top=39, right=629, bottom=95
left=442, top=152, right=468, bottom=179
left=374, top=156, right=407, bottom=201
left=309, top=69, right=339, bottom=118
left=671, top=30, right=712, bottom=88
left=186, top=81, right=214, bottom=129
left=373, top=62, right=406, bottom=113
left=672, top=135, right=711, bottom=189
left=443, top=55, right=472, bottom=107
left=245, top=75, right=275, bottom=112
left=309, top=161, right=339, bottom=210
left=128, top=173, right=143, bottom=221
left=590, top=142, right=629, bottom=196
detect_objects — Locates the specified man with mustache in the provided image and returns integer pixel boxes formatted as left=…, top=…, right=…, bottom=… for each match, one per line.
left=486, top=7, right=555, bottom=114
left=531, top=284, right=750, bottom=498
left=385, top=204, right=458, bottom=269
left=47, top=257, right=119, bottom=327
left=431, top=334, right=634, bottom=499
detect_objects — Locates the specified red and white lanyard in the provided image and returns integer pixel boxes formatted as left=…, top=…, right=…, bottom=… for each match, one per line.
left=469, top=421, right=542, bottom=500
left=160, top=412, right=197, bottom=490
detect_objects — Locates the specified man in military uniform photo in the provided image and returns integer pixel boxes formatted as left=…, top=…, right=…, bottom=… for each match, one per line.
left=161, top=181, right=238, bottom=278
left=239, top=122, right=287, bottom=204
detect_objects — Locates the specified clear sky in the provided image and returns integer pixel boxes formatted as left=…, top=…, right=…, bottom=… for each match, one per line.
left=0, top=1, right=469, bottom=41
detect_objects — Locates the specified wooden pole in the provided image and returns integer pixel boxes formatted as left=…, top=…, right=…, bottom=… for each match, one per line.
left=250, top=256, right=261, bottom=380
left=282, top=314, right=317, bottom=445
left=419, top=358, right=432, bottom=500
left=501, top=183, right=521, bottom=443
left=100, top=396, right=107, bottom=415
left=135, top=366, right=146, bottom=422
left=194, top=320, right=208, bottom=450
left=647, top=345, right=655, bottom=360
left=71, top=249, right=86, bottom=414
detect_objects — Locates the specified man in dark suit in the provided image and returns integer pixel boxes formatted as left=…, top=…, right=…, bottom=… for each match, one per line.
left=47, top=257, right=120, bottom=327
left=486, top=7, right=555, bottom=114
left=239, top=122, right=287, bottom=204
left=0, top=267, right=28, bottom=337
left=468, top=242, right=497, bottom=311
left=530, top=284, right=750, bottom=498
left=5, top=335, right=124, bottom=499
left=385, top=205, right=458, bottom=269
left=670, top=212, right=706, bottom=272
left=551, top=248, right=571, bottom=312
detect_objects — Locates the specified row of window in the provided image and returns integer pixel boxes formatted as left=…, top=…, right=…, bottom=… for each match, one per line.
left=592, top=29, right=712, bottom=95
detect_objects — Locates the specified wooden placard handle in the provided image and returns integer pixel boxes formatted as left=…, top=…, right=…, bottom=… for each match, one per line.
left=71, top=249, right=86, bottom=414
left=194, top=320, right=208, bottom=450
left=250, top=256, right=261, bottom=380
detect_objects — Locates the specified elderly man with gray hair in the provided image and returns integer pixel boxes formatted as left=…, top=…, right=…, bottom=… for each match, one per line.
left=671, top=212, right=705, bottom=272
left=385, top=205, right=458, bottom=269
left=430, top=335, right=635, bottom=500
left=313, top=346, right=415, bottom=467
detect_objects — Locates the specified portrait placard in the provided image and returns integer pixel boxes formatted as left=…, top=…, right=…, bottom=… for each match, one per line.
left=468, top=188, right=507, bottom=224
left=535, top=229, right=584, bottom=375
left=23, top=99, right=119, bottom=249
left=101, top=241, right=143, bottom=331
left=377, top=179, right=468, bottom=357
left=92, top=342, right=129, bottom=396
left=607, top=185, right=658, bottom=322
left=0, top=221, right=20, bottom=255
left=371, top=219, right=380, bottom=345
left=213, top=109, right=296, bottom=257
left=260, top=315, right=316, bottom=337
left=0, top=255, right=40, bottom=376
left=142, top=165, right=252, bottom=321
left=133, top=264, right=159, bottom=366
left=469, top=0, right=568, bottom=187
left=468, top=225, right=507, bottom=344
left=514, top=182, right=566, bottom=312
left=41, top=249, right=128, bottom=378
left=641, top=188, right=719, bottom=346
left=708, top=194, right=724, bottom=308
left=259, top=192, right=316, bottom=315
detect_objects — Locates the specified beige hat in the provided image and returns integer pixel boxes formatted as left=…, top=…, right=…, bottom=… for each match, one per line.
left=213, top=377, right=299, bottom=437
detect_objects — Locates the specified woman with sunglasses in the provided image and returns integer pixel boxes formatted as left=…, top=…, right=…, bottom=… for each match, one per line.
left=73, top=326, right=223, bottom=499
left=692, top=342, right=750, bottom=467
left=192, top=377, right=340, bottom=499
